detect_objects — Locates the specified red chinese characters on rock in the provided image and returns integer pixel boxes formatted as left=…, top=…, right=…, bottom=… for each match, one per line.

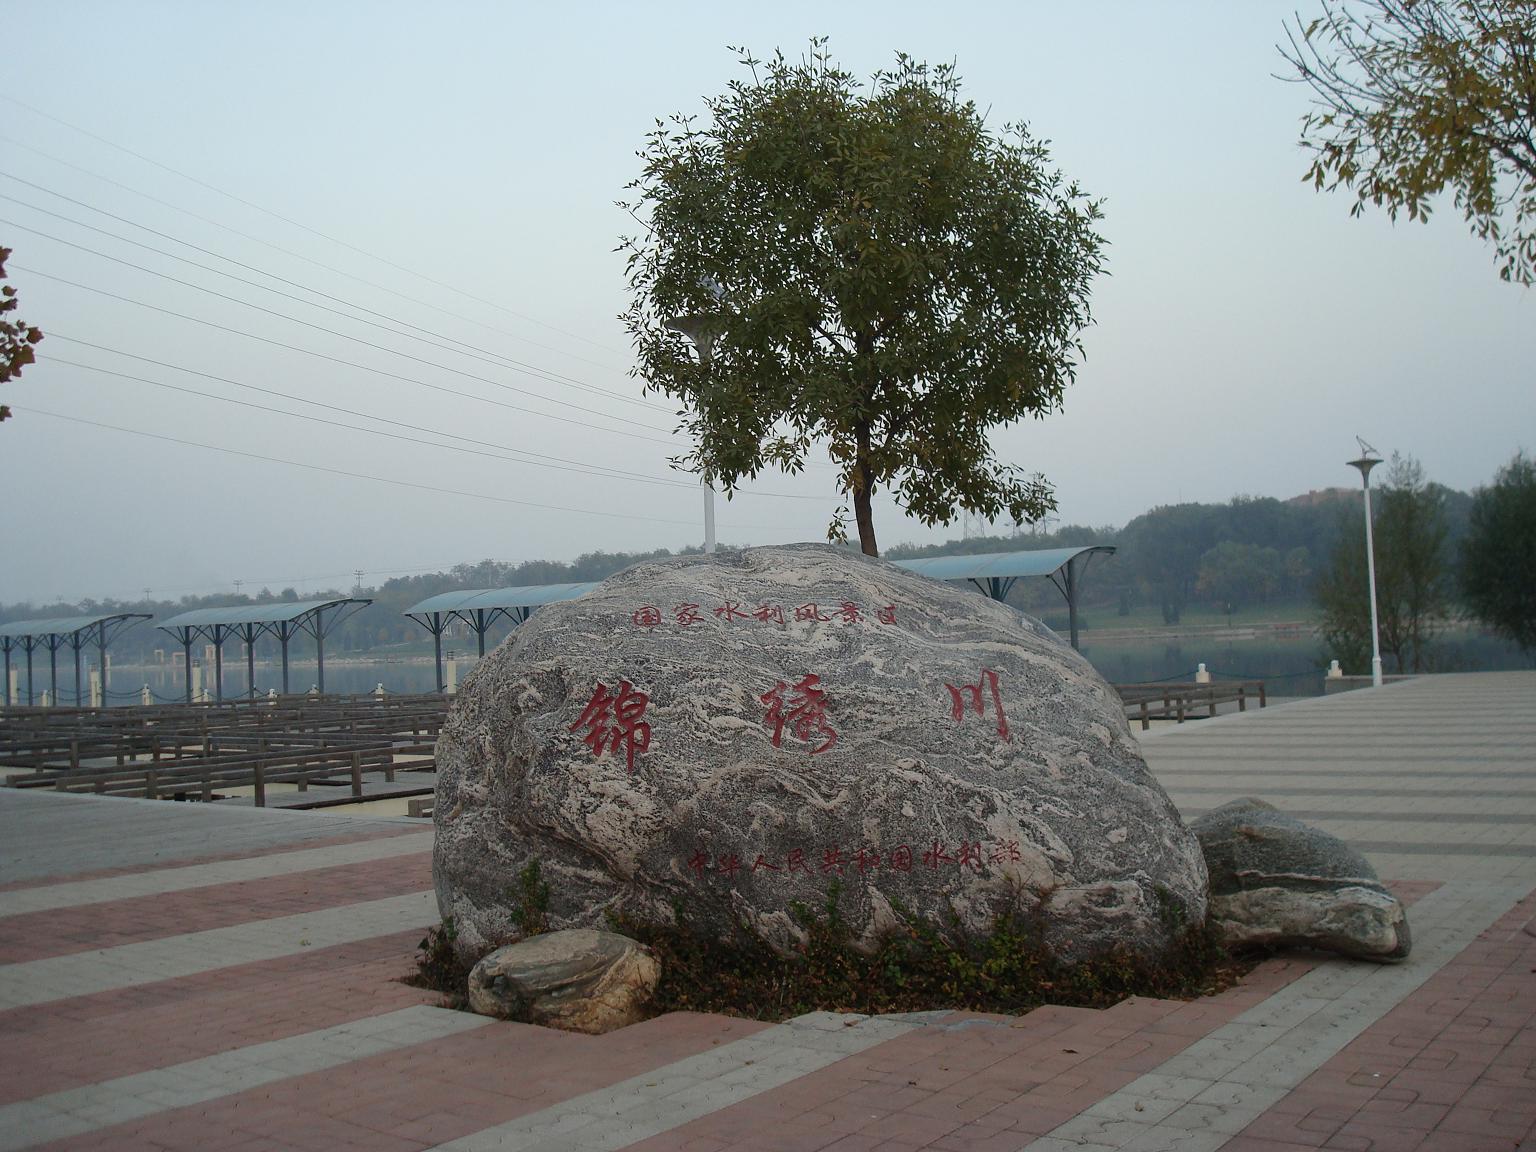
left=568, top=680, right=652, bottom=774
left=945, top=667, right=1011, bottom=743
left=760, top=673, right=837, bottom=754
left=686, top=840, right=1018, bottom=877
left=629, top=601, right=897, bottom=628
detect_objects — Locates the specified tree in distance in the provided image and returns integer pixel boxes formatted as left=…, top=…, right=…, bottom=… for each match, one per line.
left=1317, top=454, right=1451, bottom=673
left=1196, top=541, right=1283, bottom=619
left=0, top=245, right=44, bottom=422
left=1281, top=1, right=1536, bottom=284
left=619, top=41, right=1106, bottom=556
left=1461, top=451, right=1536, bottom=654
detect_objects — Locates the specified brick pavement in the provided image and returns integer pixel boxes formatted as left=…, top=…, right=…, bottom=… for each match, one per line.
left=0, top=670, right=1530, bottom=1152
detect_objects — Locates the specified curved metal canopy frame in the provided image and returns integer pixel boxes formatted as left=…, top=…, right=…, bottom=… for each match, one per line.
left=157, top=598, right=372, bottom=701
left=0, top=613, right=152, bottom=708
left=891, top=545, right=1117, bottom=649
left=403, top=583, right=599, bottom=693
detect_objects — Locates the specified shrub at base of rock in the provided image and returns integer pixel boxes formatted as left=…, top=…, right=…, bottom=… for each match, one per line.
left=434, top=543, right=1208, bottom=970
left=1191, top=798, right=1410, bottom=963
left=467, top=929, right=660, bottom=1033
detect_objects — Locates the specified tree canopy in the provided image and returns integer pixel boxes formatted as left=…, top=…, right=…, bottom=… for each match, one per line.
left=1316, top=454, right=1451, bottom=673
left=0, top=245, right=44, bottom=422
left=1461, top=450, right=1536, bottom=653
left=619, top=42, right=1105, bottom=556
left=1282, top=1, right=1536, bottom=284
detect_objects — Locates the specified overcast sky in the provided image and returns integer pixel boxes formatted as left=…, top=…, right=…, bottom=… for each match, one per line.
left=3, top=1, right=1531, bottom=606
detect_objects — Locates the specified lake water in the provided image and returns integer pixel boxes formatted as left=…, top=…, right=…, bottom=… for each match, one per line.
left=16, top=625, right=1525, bottom=707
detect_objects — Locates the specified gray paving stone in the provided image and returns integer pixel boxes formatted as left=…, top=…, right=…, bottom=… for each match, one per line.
left=422, top=1012, right=922, bottom=1152
left=0, top=890, right=435, bottom=1009
left=0, top=788, right=413, bottom=884
left=0, top=829, right=432, bottom=917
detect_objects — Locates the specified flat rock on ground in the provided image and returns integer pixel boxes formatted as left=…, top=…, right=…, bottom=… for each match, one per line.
left=466, top=928, right=660, bottom=1033
left=1192, top=796, right=1410, bottom=962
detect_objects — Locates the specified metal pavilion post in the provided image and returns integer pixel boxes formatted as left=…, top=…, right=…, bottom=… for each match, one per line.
left=1065, top=555, right=1081, bottom=651
left=24, top=638, right=35, bottom=706
left=47, top=636, right=59, bottom=706
left=71, top=632, right=84, bottom=707
left=208, top=625, right=223, bottom=701
left=96, top=623, right=109, bottom=709
left=181, top=632, right=194, bottom=704
left=474, top=609, right=488, bottom=658
left=432, top=614, right=445, bottom=694
left=314, top=607, right=326, bottom=694
left=279, top=625, right=291, bottom=695
left=244, top=625, right=258, bottom=699
left=1, top=638, right=11, bottom=707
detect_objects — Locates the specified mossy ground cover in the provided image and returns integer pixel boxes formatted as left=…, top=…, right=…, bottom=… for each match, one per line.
left=411, top=871, right=1259, bottom=1022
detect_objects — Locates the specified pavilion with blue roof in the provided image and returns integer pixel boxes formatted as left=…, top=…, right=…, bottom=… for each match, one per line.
left=157, top=598, right=372, bottom=701
left=0, top=612, right=152, bottom=707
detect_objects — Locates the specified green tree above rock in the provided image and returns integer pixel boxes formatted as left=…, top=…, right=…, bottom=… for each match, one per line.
left=619, top=41, right=1105, bottom=556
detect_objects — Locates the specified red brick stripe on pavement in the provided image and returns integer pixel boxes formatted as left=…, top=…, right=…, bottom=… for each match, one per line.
left=614, top=882, right=1441, bottom=1152
left=611, top=957, right=1316, bottom=1152
left=0, top=852, right=432, bottom=963
left=0, top=823, right=421, bottom=893
left=28, top=1011, right=770, bottom=1152
left=0, top=929, right=436, bottom=1105
left=1226, top=884, right=1536, bottom=1152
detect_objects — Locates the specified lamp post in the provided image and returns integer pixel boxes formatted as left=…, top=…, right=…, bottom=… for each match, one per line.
left=666, top=279, right=726, bottom=555
left=1346, top=446, right=1384, bottom=688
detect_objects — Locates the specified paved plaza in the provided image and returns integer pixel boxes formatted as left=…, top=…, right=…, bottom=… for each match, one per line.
left=0, top=670, right=1532, bottom=1151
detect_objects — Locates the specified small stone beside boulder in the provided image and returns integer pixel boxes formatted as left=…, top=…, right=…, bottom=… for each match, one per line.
left=1191, top=797, right=1410, bottom=963
left=466, top=929, right=660, bottom=1033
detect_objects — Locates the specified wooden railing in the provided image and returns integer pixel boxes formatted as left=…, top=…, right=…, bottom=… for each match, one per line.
left=1114, top=681, right=1266, bottom=730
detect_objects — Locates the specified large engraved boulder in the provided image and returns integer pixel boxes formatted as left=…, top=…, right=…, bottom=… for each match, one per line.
left=433, top=543, right=1207, bottom=965
left=1191, top=798, right=1410, bottom=962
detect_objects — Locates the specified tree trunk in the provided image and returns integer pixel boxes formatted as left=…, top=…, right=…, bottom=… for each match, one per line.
left=854, top=476, right=878, bottom=557
left=853, top=421, right=878, bottom=557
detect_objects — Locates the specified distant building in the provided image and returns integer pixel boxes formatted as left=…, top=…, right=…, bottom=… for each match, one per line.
left=1288, top=487, right=1352, bottom=507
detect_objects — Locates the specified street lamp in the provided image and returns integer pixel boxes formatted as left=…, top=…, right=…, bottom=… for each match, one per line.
left=1346, top=440, right=1384, bottom=688
left=667, top=278, right=726, bottom=555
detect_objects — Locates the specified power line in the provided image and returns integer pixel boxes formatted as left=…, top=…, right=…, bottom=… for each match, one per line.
left=0, top=133, right=628, bottom=372
left=46, top=346, right=824, bottom=501
left=45, top=354, right=702, bottom=490
left=14, top=264, right=683, bottom=448
left=0, top=178, right=667, bottom=413
left=4, top=227, right=673, bottom=433
left=0, top=94, right=628, bottom=355
left=13, top=406, right=727, bottom=527
left=44, top=335, right=687, bottom=488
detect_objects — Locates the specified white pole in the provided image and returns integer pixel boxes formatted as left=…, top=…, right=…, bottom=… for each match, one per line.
left=1361, top=475, right=1384, bottom=687
left=703, top=480, right=716, bottom=554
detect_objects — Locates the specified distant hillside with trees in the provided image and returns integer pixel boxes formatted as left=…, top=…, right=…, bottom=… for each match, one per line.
left=0, top=479, right=1491, bottom=668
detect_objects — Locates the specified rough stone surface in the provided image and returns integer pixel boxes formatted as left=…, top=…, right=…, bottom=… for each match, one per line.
left=1191, top=797, right=1411, bottom=962
left=433, top=543, right=1207, bottom=964
left=466, top=928, right=660, bottom=1033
